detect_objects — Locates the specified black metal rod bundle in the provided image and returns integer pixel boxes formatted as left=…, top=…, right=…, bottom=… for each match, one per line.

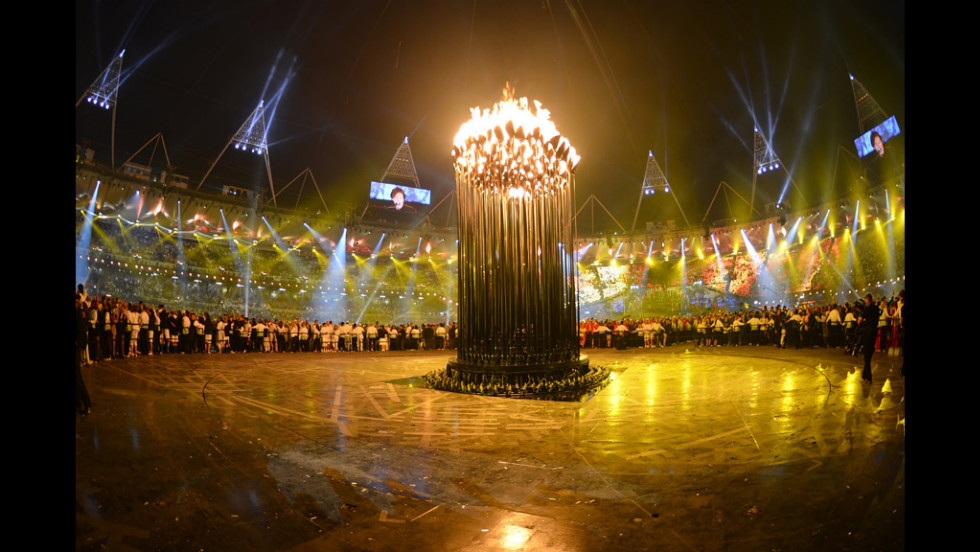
left=449, top=98, right=584, bottom=378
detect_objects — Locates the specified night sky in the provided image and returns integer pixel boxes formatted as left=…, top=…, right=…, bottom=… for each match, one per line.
left=75, top=0, right=904, bottom=230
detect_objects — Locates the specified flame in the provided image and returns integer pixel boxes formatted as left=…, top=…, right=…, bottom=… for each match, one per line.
left=452, top=87, right=579, bottom=197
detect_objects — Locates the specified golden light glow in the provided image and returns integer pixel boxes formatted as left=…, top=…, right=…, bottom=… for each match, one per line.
left=452, top=86, right=578, bottom=198
left=500, top=525, right=533, bottom=549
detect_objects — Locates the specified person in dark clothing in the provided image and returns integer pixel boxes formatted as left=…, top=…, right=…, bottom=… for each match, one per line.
left=858, top=294, right=881, bottom=384
left=76, top=299, right=93, bottom=416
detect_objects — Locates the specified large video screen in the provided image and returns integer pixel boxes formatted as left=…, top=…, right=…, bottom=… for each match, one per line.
left=369, top=181, right=431, bottom=206
left=364, top=181, right=431, bottom=224
left=854, top=115, right=901, bottom=159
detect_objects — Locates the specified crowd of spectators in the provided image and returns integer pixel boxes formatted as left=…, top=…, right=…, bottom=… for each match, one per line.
left=577, top=291, right=904, bottom=357
left=76, top=278, right=903, bottom=371
left=80, top=203, right=904, bottom=324
left=75, top=283, right=458, bottom=365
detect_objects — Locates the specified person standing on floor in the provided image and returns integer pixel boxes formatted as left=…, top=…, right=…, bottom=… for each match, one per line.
left=128, top=304, right=141, bottom=357
left=76, top=296, right=93, bottom=416
left=858, top=293, right=881, bottom=384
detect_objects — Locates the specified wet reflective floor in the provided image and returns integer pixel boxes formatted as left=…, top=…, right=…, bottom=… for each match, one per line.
left=75, top=346, right=905, bottom=551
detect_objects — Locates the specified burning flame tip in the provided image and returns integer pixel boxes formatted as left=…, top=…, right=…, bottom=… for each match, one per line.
left=454, top=88, right=578, bottom=197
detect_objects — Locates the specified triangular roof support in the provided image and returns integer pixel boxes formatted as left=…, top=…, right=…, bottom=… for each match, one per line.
left=266, top=168, right=329, bottom=213
left=122, top=132, right=174, bottom=172
left=574, top=194, right=626, bottom=235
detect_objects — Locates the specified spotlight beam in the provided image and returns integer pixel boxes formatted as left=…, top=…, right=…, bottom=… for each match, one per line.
left=76, top=181, right=102, bottom=286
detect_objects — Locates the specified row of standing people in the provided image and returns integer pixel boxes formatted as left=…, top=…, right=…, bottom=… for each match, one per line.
left=578, top=295, right=904, bottom=355
left=75, top=285, right=903, bottom=380
left=75, top=287, right=458, bottom=362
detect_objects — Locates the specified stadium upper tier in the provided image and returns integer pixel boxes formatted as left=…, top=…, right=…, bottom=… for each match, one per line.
left=76, top=160, right=904, bottom=318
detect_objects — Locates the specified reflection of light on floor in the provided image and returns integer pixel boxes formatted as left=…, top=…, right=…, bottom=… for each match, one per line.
left=681, top=363, right=692, bottom=411
left=607, top=372, right=622, bottom=418
left=645, top=364, right=657, bottom=420
left=779, top=373, right=797, bottom=422
left=501, top=525, right=533, bottom=549
left=842, top=370, right=861, bottom=407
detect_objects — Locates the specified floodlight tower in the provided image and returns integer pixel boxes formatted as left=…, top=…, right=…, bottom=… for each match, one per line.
left=77, top=50, right=125, bottom=170
left=631, top=150, right=689, bottom=231
left=750, top=126, right=805, bottom=217
left=197, top=100, right=278, bottom=206
left=849, top=74, right=887, bottom=134
left=382, top=136, right=421, bottom=187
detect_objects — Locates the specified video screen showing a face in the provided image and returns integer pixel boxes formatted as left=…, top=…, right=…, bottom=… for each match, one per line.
left=365, top=181, right=431, bottom=224
left=854, top=116, right=900, bottom=159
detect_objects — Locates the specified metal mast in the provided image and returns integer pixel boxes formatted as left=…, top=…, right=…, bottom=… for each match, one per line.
left=77, top=50, right=125, bottom=171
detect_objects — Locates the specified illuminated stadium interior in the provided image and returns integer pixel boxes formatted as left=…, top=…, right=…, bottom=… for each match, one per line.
left=75, top=158, right=903, bottom=324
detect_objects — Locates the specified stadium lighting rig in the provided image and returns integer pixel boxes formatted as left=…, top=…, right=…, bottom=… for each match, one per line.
left=631, top=150, right=690, bottom=232
left=77, top=50, right=126, bottom=170
left=753, top=127, right=782, bottom=176
left=640, top=151, right=670, bottom=195
left=232, top=100, right=270, bottom=155
left=750, top=126, right=806, bottom=218
left=197, top=100, right=278, bottom=206
left=78, top=50, right=125, bottom=110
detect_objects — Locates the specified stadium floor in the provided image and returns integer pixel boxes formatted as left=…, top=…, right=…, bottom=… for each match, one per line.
left=75, top=345, right=905, bottom=551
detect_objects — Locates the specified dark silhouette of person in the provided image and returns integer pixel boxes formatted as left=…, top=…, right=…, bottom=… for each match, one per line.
left=859, top=293, right=880, bottom=384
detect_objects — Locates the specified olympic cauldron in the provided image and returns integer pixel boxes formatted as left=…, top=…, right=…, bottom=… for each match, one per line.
left=433, top=89, right=605, bottom=396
